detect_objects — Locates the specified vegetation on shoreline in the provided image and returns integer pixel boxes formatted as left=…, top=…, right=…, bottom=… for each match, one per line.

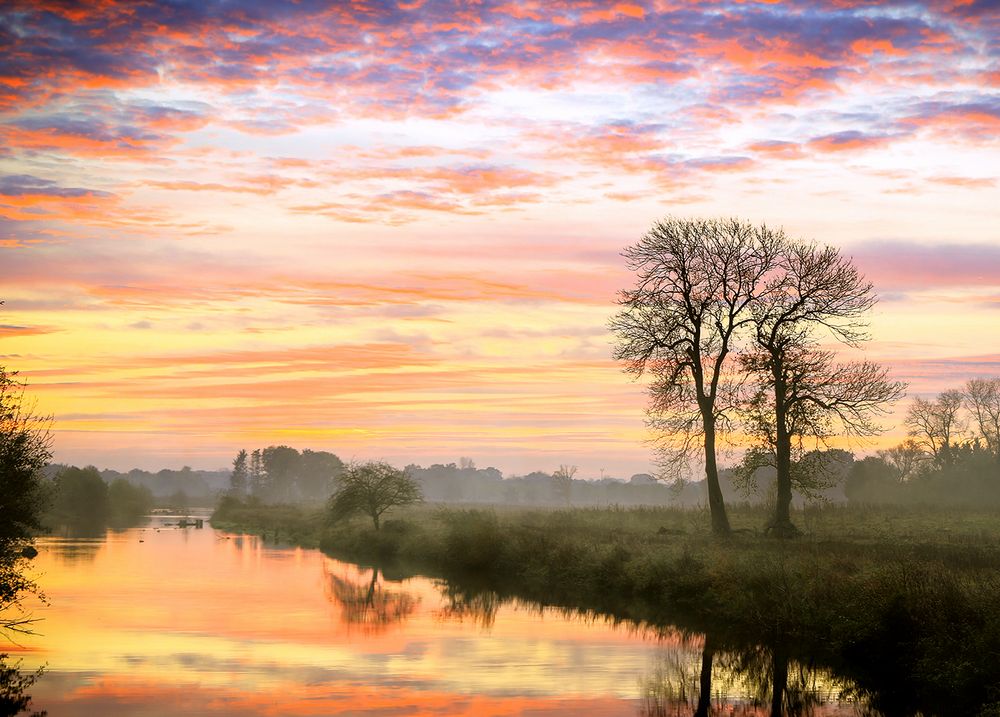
left=212, top=498, right=1000, bottom=715
left=44, top=466, right=154, bottom=535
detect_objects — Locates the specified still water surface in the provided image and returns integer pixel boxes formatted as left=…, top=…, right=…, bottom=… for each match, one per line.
left=10, top=514, right=866, bottom=716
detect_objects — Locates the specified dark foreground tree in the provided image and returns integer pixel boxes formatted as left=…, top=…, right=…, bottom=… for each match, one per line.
left=611, top=217, right=784, bottom=536
left=0, top=653, right=46, bottom=717
left=745, top=242, right=904, bottom=536
left=327, top=461, right=422, bottom=530
left=0, top=367, right=52, bottom=636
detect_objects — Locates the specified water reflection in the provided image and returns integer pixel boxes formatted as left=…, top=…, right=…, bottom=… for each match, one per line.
left=638, top=638, right=859, bottom=717
left=40, top=538, right=103, bottom=565
left=8, top=523, right=939, bottom=716
left=426, top=578, right=870, bottom=716
left=0, top=654, right=44, bottom=717
left=323, top=564, right=419, bottom=633
left=435, top=584, right=501, bottom=629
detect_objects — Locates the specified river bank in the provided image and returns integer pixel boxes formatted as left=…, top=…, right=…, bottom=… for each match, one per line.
left=211, top=499, right=1000, bottom=716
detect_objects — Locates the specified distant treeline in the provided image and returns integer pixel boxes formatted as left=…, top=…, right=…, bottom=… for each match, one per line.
left=44, top=464, right=231, bottom=503
left=45, top=397, right=1000, bottom=519
left=42, top=465, right=155, bottom=534
left=224, top=447, right=678, bottom=507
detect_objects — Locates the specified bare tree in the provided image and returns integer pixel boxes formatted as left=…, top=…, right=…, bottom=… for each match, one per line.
left=877, top=439, right=927, bottom=481
left=904, top=390, right=965, bottom=466
left=611, top=217, right=784, bottom=536
left=963, top=377, right=1000, bottom=463
left=552, top=464, right=577, bottom=506
left=328, top=461, right=422, bottom=530
left=745, top=242, right=905, bottom=536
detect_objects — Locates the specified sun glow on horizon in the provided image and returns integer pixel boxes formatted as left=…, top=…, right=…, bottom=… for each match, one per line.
left=0, top=0, right=997, bottom=474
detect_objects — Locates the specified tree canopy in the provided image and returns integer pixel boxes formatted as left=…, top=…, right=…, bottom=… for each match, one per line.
left=614, top=218, right=904, bottom=536
left=327, top=461, right=422, bottom=530
left=611, top=217, right=785, bottom=535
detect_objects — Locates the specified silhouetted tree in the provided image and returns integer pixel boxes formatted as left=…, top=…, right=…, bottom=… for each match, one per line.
left=744, top=242, right=904, bottom=536
left=0, top=653, right=46, bottom=717
left=0, top=368, right=51, bottom=547
left=328, top=461, right=422, bottom=530
left=905, top=390, right=965, bottom=467
left=229, top=449, right=248, bottom=497
left=0, top=366, right=52, bottom=637
left=611, top=217, right=784, bottom=536
left=877, top=439, right=926, bottom=481
left=963, top=377, right=1000, bottom=463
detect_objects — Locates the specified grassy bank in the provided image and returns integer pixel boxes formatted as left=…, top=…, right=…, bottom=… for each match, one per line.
left=212, top=499, right=1000, bottom=715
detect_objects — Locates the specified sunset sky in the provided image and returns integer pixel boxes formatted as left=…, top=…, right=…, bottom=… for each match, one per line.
left=1, top=0, right=997, bottom=476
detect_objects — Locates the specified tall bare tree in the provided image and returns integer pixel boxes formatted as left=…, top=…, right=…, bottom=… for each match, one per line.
left=904, top=390, right=965, bottom=466
left=611, top=217, right=784, bottom=536
left=745, top=242, right=905, bottom=536
left=963, top=377, right=1000, bottom=463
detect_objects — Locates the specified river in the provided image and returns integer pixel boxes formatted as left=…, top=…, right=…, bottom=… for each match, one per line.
left=6, top=514, right=869, bottom=716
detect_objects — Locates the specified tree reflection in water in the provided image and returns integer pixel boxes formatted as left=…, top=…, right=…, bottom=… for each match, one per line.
left=322, top=564, right=418, bottom=634
left=435, top=584, right=502, bottom=630
left=640, top=638, right=858, bottom=717
left=0, top=655, right=44, bottom=717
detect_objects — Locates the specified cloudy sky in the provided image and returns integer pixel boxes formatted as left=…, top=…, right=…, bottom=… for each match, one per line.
left=1, top=0, right=997, bottom=475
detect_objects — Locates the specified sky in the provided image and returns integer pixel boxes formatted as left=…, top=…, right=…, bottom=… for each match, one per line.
left=0, top=0, right=997, bottom=477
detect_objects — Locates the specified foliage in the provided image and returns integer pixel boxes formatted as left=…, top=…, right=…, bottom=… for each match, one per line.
left=212, top=495, right=324, bottom=547
left=0, top=369, right=52, bottom=548
left=47, top=466, right=109, bottom=531
left=0, top=367, right=52, bottom=638
left=327, top=461, right=422, bottom=530
left=229, top=445, right=343, bottom=503
left=106, top=478, right=154, bottom=528
left=46, top=466, right=153, bottom=533
left=0, top=654, right=46, bottom=717
left=229, top=449, right=248, bottom=497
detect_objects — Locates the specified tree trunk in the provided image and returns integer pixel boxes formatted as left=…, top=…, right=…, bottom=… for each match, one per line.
left=695, top=636, right=714, bottom=717
left=703, top=415, right=731, bottom=536
left=372, top=512, right=380, bottom=531
left=770, top=646, right=788, bottom=717
left=769, top=375, right=799, bottom=538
